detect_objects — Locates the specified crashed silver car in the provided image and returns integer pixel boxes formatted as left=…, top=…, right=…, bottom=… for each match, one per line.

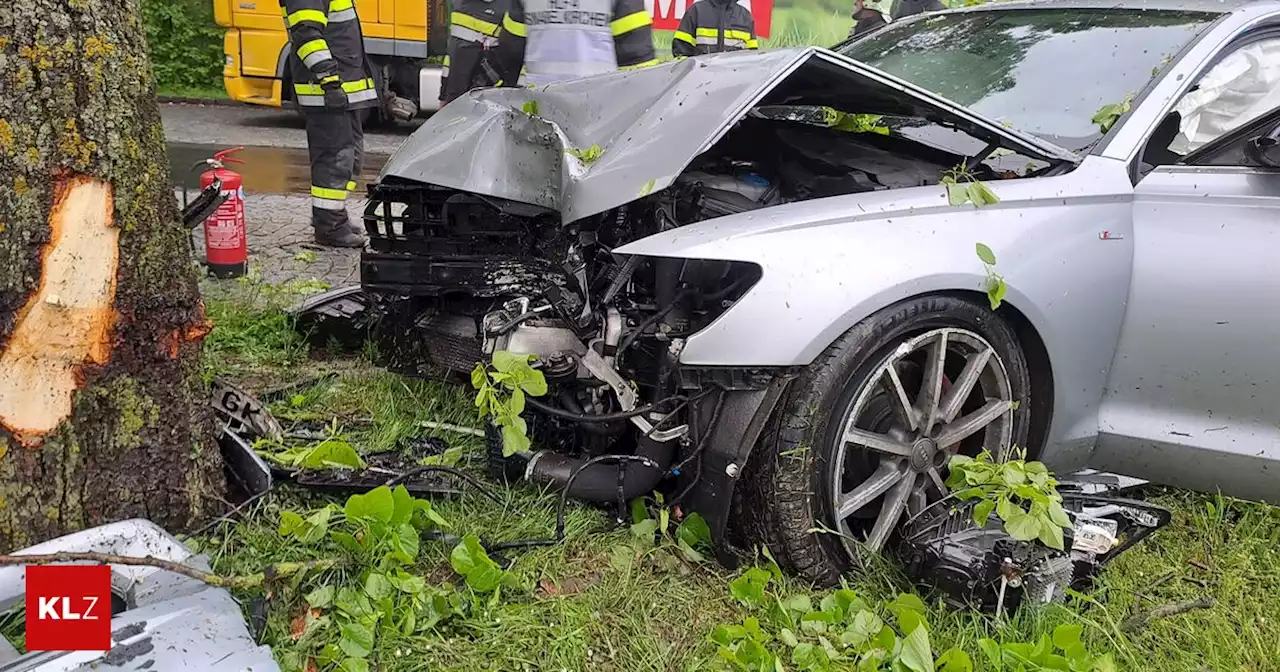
left=358, top=0, right=1280, bottom=585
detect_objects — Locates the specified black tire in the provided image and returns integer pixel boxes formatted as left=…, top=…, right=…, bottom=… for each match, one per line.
left=740, top=294, right=1033, bottom=586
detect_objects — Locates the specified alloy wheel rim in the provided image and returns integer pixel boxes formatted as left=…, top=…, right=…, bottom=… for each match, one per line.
left=829, top=327, right=1014, bottom=558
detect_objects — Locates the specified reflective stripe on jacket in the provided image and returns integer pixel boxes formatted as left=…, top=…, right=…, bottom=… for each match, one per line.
left=671, top=0, right=758, bottom=57
left=281, top=0, right=377, bottom=109
left=450, top=0, right=507, bottom=46
left=495, top=0, right=657, bottom=86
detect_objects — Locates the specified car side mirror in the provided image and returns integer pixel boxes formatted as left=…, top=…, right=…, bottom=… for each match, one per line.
left=1246, top=126, right=1280, bottom=168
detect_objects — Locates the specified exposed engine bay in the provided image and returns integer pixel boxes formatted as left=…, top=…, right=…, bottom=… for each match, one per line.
left=359, top=104, right=1043, bottom=507
left=355, top=47, right=1089, bottom=572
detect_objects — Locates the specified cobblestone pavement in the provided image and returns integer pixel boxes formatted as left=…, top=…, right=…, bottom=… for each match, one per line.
left=189, top=191, right=364, bottom=295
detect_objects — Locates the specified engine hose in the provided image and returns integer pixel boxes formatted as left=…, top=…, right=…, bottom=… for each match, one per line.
left=524, top=430, right=674, bottom=502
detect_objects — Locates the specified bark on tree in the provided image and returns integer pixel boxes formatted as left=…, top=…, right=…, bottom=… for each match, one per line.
left=0, top=0, right=223, bottom=550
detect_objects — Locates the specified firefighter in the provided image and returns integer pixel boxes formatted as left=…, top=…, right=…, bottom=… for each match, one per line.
left=281, top=0, right=376, bottom=248
left=493, top=0, right=658, bottom=87
left=671, top=0, right=758, bottom=57
left=440, top=0, right=508, bottom=105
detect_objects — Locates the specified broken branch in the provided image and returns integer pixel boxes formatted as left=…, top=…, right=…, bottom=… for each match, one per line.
left=0, top=552, right=336, bottom=591
left=1120, top=596, right=1214, bottom=632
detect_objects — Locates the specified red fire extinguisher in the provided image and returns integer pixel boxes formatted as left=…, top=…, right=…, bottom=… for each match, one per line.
left=198, top=147, right=248, bottom=279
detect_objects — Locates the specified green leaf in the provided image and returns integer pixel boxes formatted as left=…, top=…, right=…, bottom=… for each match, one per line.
left=676, top=512, right=713, bottom=550
left=1001, top=462, right=1027, bottom=486
left=972, top=182, right=1000, bottom=206
left=338, top=621, right=374, bottom=658
left=781, top=594, right=812, bottom=614
left=630, top=518, right=658, bottom=544
left=898, top=625, right=933, bottom=672
left=711, top=623, right=747, bottom=646
left=389, top=485, right=415, bottom=525
left=976, top=243, right=997, bottom=265
left=492, top=350, right=533, bottom=374
left=988, top=278, right=1008, bottom=310
left=843, top=610, right=883, bottom=648
left=1039, top=518, right=1066, bottom=550
left=973, top=499, right=996, bottom=528
left=471, top=363, right=489, bottom=389
left=364, top=572, right=394, bottom=601
left=331, top=530, right=361, bottom=553
left=1093, top=653, right=1118, bottom=672
left=450, top=534, right=505, bottom=592
left=306, top=585, right=334, bottom=608
left=729, top=568, right=771, bottom=607
left=886, top=593, right=928, bottom=634
left=521, top=100, right=539, bottom=116
left=936, top=648, right=974, bottom=672
left=1005, top=511, right=1043, bottom=541
left=298, top=439, right=365, bottom=470
left=978, top=639, right=1003, bottom=668
left=501, top=422, right=532, bottom=457
left=779, top=628, right=800, bottom=647
left=1047, top=499, right=1073, bottom=528
left=630, top=498, right=649, bottom=524
left=639, top=179, right=657, bottom=197
left=345, top=486, right=395, bottom=524
left=279, top=510, right=305, bottom=538
left=996, top=496, right=1021, bottom=522
left=676, top=538, right=705, bottom=562
left=1053, top=624, right=1084, bottom=651
left=339, top=658, right=370, bottom=672
left=947, top=182, right=971, bottom=206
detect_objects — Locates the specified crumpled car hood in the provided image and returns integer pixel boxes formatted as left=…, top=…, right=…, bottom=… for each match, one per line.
left=382, top=47, right=1077, bottom=223
left=0, top=520, right=278, bottom=672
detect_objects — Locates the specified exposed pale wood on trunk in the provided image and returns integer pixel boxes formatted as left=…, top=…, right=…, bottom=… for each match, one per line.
left=0, top=0, right=223, bottom=550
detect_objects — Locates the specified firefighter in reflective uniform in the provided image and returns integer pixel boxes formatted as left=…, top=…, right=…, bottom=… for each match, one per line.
left=494, top=0, right=658, bottom=87
left=671, top=0, right=758, bottom=57
left=441, top=0, right=509, bottom=104
left=281, top=0, right=376, bottom=247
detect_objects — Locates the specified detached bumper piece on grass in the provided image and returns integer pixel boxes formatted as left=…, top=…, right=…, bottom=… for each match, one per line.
left=0, top=520, right=279, bottom=671
left=898, top=491, right=1170, bottom=612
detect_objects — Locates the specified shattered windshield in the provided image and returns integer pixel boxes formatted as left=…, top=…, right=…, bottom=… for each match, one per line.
left=837, top=9, right=1215, bottom=152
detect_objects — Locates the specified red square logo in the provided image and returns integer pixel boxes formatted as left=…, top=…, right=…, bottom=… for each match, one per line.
left=24, top=565, right=112, bottom=651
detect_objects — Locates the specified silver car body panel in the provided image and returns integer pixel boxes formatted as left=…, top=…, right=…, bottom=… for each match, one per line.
left=378, top=0, right=1280, bottom=497
left=616, top=3, right=1280, bottom=489
left=0, top=520, right=278, bottom=672
left=381, top=47, right=1076, bottom=224
left=616, top=154, right=1136, bottom=469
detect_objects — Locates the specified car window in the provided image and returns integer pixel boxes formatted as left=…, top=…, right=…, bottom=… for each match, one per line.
left=837, top=8, right=1215, bottom=153
left=1167, top=37, right=1280, bottom=156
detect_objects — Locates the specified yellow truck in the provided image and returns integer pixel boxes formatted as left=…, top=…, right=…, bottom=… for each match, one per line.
left=214, top=0, right=450, bottom=117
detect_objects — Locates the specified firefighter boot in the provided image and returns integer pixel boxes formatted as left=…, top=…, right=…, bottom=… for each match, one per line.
left=313, top=221, right=367, bottom=248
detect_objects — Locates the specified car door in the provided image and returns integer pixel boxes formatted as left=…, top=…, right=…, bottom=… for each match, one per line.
left=1096, top=103, right=1280, bottom=504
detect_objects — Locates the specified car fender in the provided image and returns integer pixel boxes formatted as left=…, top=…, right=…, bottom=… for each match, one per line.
left=615, top=157, right=1136, bottom=461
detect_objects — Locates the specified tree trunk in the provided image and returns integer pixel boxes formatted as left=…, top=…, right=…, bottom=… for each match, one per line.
left=0, top=0, right=223, bottom=550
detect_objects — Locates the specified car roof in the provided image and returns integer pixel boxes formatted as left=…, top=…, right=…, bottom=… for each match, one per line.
left=955, top=0, right=1270, bottom=15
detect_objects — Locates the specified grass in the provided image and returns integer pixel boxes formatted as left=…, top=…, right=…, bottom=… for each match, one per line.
left=157, top=83, right=230, bottom=100
left=174, top=287, right=1280, bottom=672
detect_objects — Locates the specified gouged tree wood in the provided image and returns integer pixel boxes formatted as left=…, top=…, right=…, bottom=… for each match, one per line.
left=0, top=1, right=223, bottom=550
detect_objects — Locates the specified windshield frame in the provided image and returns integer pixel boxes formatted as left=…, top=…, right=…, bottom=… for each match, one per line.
left=831, top=5, right=1224, bottom=154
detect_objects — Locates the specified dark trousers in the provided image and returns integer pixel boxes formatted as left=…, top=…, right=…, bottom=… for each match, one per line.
left=441, top=38, right=488, bottom=104
left=300, top=107, right=365, bottom=231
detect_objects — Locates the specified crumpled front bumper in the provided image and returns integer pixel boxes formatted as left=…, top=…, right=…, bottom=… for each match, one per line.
left=0, top=520, right=278, bottom=672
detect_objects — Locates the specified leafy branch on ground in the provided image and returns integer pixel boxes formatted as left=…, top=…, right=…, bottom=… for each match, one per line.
left=1091, top=95, right=1133, bottom=134
left=275, top=485, right=515, bottom=671
left=629, top=495, right=715, bottom=563
left=472, top=351, right=548, bottom=456
left=256, top=419, right=366, bottom=470
left=712, top=562, right=1117, bottom=671
left=947, top=448, right=1074, bottom=551
left=942, top=164, right=1000, bottom=208
left=975, top=243, right=1007, bottom=310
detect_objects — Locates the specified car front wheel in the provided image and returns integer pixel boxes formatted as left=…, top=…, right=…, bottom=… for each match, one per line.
left=741, top=295, right=1032, bottom=586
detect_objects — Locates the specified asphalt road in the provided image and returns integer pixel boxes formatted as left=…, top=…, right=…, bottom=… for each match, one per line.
left=161, top=102, right=424, bottom=195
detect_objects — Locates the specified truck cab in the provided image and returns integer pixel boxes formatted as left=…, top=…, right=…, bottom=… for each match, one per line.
left=214, top=0, right=450, bottom=116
